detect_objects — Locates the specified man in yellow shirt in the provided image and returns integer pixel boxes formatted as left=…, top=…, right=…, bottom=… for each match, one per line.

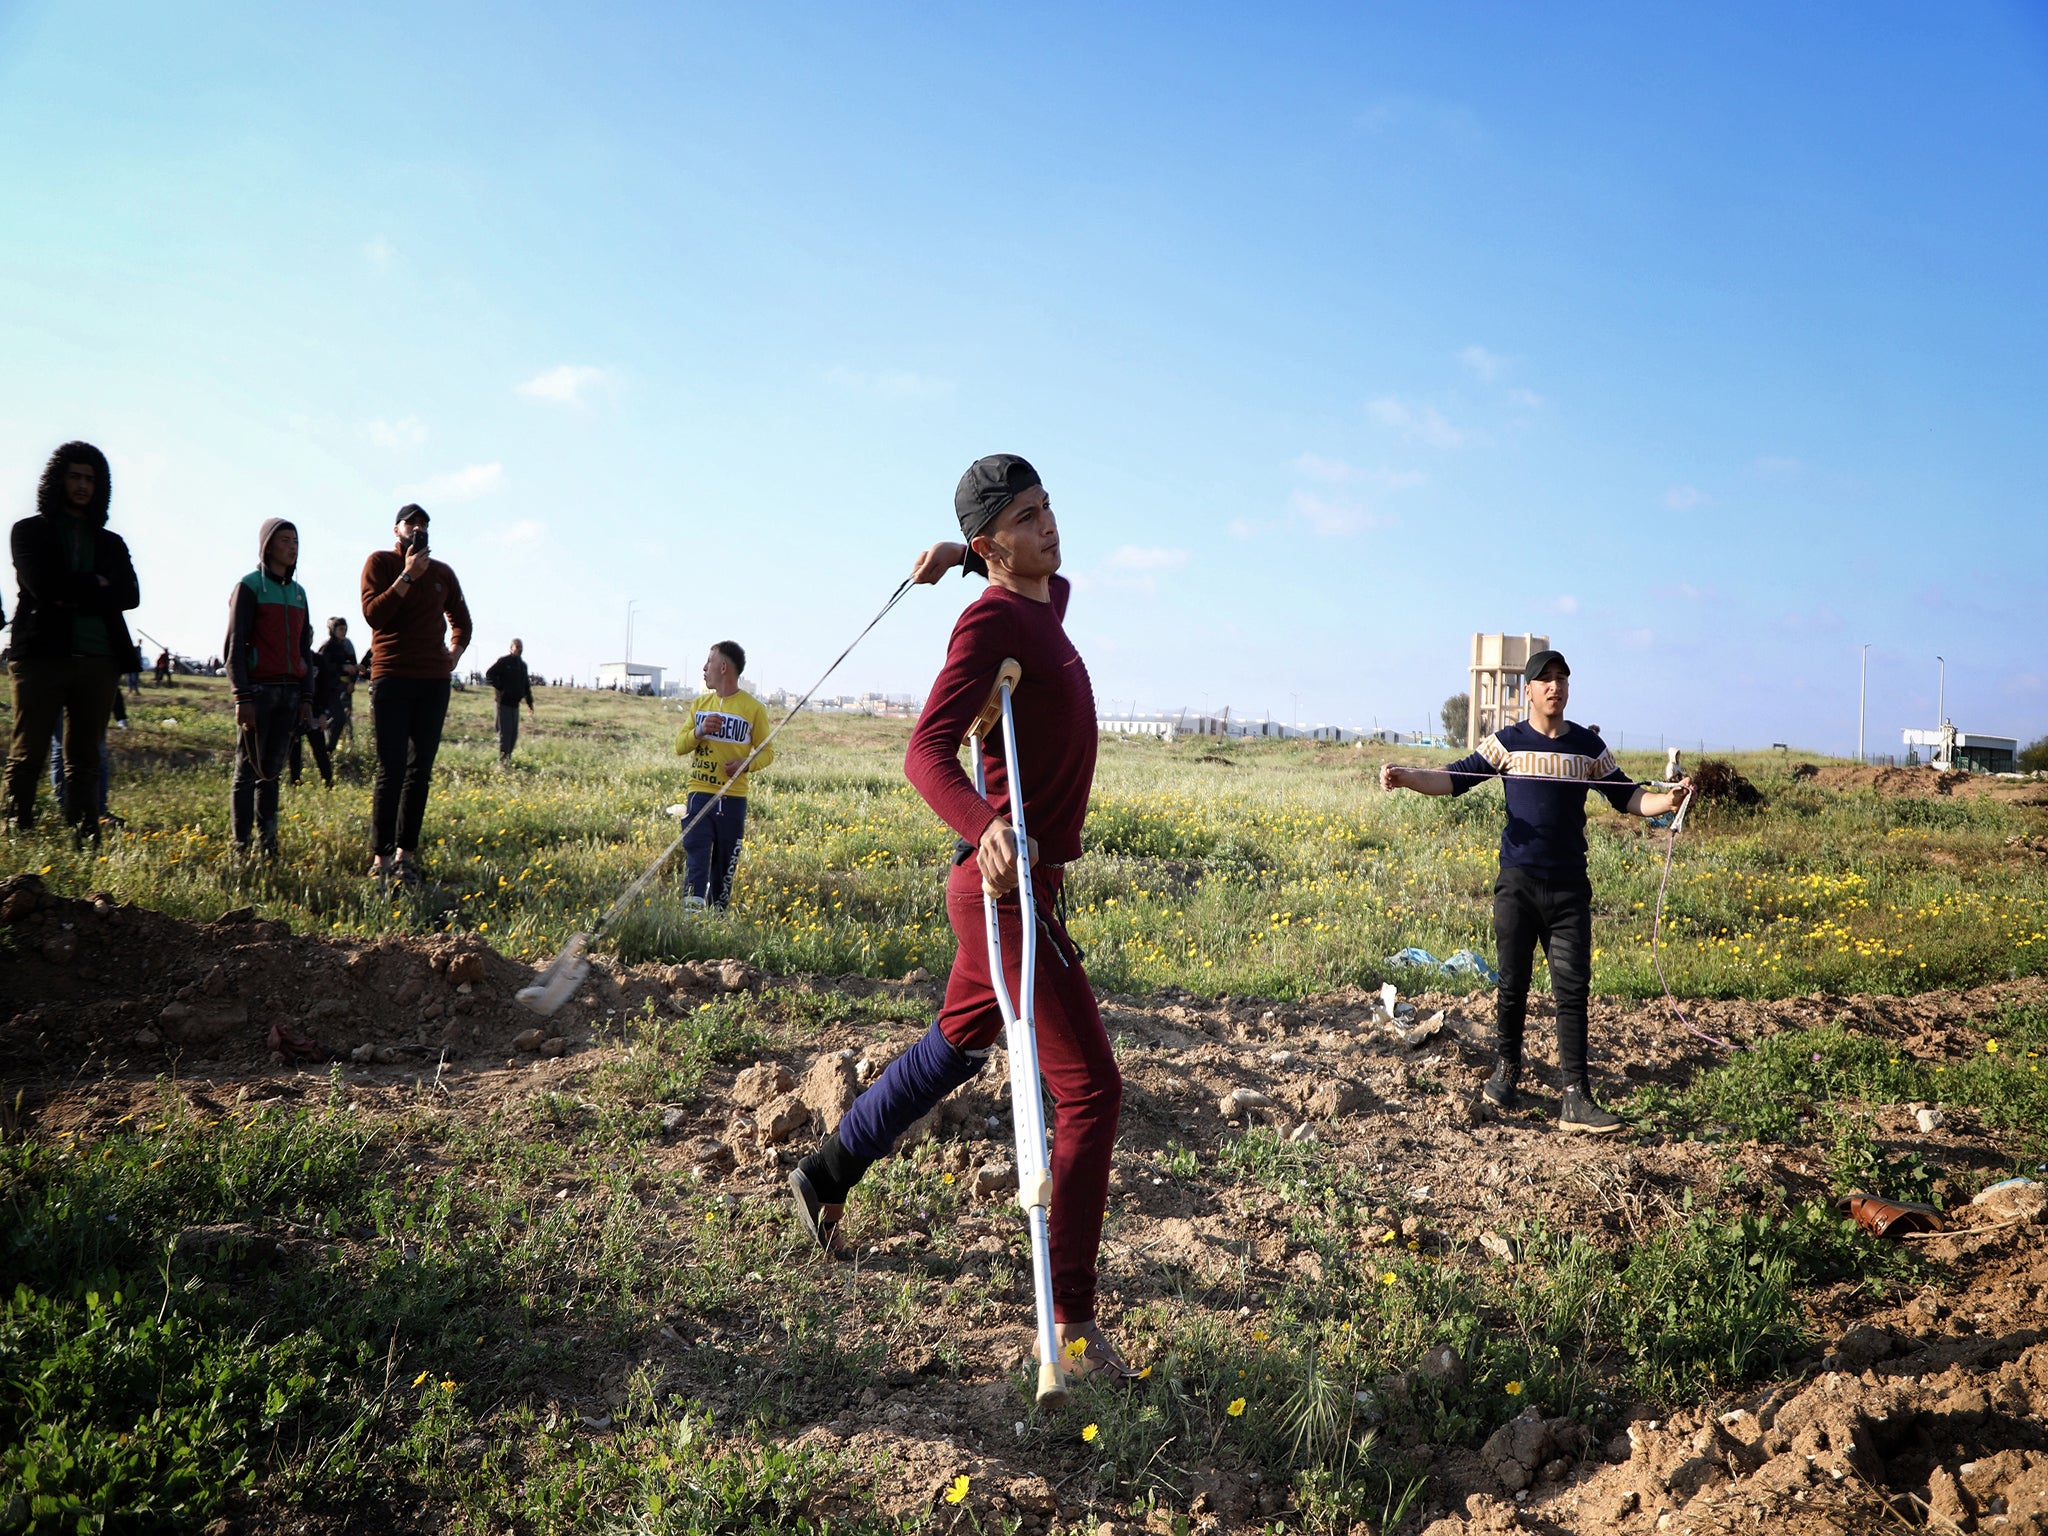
left=672, top=640, right=774, bottom=909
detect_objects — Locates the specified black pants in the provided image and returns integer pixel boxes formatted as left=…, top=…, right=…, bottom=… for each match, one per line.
left=324, top=698, right=352, bottom=753
left=1493, top=865, right=1594, bottom=1084
left=370, top=676, right=450, bottom=856
left=495, top=701, right=520, bottom=759
left=232, top=684, right=302, bottom=849
left=5, top=656, right=118, bottom=829
left=288, top=718, right=333, bottom=787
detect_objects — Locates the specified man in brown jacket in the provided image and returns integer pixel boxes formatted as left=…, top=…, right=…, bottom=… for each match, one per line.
left=360, top=504, right=471, bottom=884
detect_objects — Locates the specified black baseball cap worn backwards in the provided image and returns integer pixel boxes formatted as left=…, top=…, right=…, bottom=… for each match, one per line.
left=1523, top=649, right=1570, bottom=683
left=396, top=503, right=430, bottom=527
left=953, top=454, right=1040, bottom=541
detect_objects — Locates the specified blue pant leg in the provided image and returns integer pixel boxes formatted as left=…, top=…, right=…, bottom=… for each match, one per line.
left=681, top=791, right=718, bottom=898
left=709, top=797, right=747, bottom=906
left=835, top=1022, right=988, bottom=1164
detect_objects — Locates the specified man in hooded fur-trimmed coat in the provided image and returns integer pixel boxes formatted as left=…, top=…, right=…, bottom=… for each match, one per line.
left=225, top=518, right=317, bottom=856
left=6, top=441, right=141, bottom=837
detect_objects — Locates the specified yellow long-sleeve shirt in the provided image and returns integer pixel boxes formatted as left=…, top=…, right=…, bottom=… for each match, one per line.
left=672, top=689, right=775, bottom=796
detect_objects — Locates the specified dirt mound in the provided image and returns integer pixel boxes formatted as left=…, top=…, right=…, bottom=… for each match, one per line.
left=1815, top=765, right=2048, bottom=805
left=0, top=873, right=764, bottom=1078
left=1492, top=1326, right=2048, bottom=1534
left=1690, top=758, right=1762, bottom=807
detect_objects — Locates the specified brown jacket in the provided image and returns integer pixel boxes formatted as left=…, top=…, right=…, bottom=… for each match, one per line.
left=360, top=548, right=472, bottom=680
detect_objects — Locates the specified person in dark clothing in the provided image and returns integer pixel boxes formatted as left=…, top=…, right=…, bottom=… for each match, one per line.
left=483, top=638, right=535, bottom=767
left=791, top=454, right=1135, bottom=1379
left=154, top=648, right=171, bottom=686
left=226, top=518, right=317, bottom=856
left=1381, top=651, right=1692, bottom=1133
left=316, top=617, right=358, bottom=753
left=6, top=441, right=141, bottom=840
left=288, top=642, right=337, bottom=789
left=360, top=504, right=470, bottom=885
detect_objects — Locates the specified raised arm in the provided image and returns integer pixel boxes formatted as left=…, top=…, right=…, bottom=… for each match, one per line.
left=1380, top=764, right=1458, bottom=796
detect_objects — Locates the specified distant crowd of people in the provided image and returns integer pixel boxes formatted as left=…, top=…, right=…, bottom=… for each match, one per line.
left=3, top=440, right=544, bottom=884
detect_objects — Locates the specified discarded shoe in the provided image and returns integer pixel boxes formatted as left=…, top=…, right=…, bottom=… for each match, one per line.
left=1842, top=1191, right=1944, bottom=1239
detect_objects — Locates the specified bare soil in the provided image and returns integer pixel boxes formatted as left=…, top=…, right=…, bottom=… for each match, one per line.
left=5, top=874, right=2046, bottom=1533
left=1814, top=765, right=2048, bottom=806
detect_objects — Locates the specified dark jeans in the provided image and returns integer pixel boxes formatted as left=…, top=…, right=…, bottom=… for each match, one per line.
left=288, top=718, right=333, bottom=787
left=324, top=699, right=352, bottom=753
left=681, top=791, right=747, bottom=906
left=6, top=656, right=118, bottom=828
left=370, top=676, right=450, bottom=856
left=232, top=685, right=302, bottom=849
left=495, top=700, right=520, bottom=759
left=1493, top=864, right=1594, bottom=1084
left=48, top=736, right=111, bottom=819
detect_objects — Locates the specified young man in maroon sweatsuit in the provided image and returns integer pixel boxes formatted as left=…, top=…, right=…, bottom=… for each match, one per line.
left=791, top=454, right=1133, bottom=1379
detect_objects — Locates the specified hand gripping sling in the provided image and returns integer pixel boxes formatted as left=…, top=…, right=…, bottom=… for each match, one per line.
left=967, top=658, right=1068, bottom=1409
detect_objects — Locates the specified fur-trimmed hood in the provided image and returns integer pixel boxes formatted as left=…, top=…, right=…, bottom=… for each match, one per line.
left=36, top=441, right=112, bottom=527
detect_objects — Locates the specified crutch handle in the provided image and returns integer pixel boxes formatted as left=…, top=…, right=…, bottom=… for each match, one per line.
left=967, top=658, right=1022, bottom=743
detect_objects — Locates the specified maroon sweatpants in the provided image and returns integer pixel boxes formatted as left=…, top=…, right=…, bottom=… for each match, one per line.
left=937, top=860, right=1121, bottom=1323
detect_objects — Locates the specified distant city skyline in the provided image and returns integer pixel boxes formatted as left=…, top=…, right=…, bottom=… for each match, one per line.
left=3, top=4, right=2044, bottom=756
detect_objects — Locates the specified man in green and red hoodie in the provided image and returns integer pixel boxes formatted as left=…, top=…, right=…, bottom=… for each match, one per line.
left=225, top=518, right=317, bottom=857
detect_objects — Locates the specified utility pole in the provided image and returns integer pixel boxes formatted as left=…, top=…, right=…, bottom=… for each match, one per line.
left=1936, top=655, right=1945, bottom=730
left=625, top=600, right=640, bottom=665
left=1858, top=644, right=1869, bottom=763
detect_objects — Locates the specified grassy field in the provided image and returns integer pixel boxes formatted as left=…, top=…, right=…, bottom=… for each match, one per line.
left=8, top=680, right=2048, bottom=1534
left=10, top=675, right=2048, bottom=1000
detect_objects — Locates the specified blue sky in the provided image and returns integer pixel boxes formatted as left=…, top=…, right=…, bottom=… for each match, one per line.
left=2, top=3, right=2044, bottom=754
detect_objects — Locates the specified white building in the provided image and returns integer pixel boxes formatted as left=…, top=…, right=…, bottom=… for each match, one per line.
left=1098, top=711, right=1228, bottom=741
left=596, top=662, right=664, bottom=695
left=1901, top=725, right=2018, bottom=774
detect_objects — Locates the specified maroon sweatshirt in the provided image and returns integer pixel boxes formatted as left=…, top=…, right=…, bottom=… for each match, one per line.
left=905, top=574, right=1096, bottom=866
left=360, top=548, right=472, bottom=681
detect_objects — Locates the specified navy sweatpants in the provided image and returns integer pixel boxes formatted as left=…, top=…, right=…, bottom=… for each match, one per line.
left=681, top=791, right=747, bottom=906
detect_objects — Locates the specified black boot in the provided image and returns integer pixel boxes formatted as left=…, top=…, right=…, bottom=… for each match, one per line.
left=1559, top=1082, right=1624, bottom=1135
left=1482, top=1060, right=1520, bottom=1111
left=790, top=1131, right=869, bottom=1256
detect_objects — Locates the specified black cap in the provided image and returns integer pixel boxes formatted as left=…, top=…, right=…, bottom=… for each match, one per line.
left=953, top=454, right=1040, bottom=541
left=1523, top=649, right=1569, bottom=683
left=396, top=503, right=430, bottom=526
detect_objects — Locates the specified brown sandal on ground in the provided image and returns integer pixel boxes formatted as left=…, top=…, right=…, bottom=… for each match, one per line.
left=1046, top=1322, right=1143, bottom=1383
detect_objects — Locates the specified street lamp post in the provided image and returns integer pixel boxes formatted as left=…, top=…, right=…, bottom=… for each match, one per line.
left=1858, top=644, right=1869, bottom=764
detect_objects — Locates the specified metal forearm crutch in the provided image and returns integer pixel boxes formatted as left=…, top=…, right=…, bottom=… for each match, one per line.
left=968, top=658, right=1067, bottom=1410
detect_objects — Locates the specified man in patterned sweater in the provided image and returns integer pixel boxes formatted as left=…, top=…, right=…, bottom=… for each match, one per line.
left=1381, top=650, right=1690, bottom=1133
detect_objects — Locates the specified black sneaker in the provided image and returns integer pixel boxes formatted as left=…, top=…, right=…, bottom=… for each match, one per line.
left=1559, top=1085, right=1624, bottom=1136
left=788, top=1165, right=846, bottom=1258
left=1482, top=1062, right=1520, bottom=1111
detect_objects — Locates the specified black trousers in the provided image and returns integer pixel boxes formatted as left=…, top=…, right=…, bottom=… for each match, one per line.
left=495, top=700, right=520, bottom=759
left=288, top=718, right=333, bottom=787
left=232, top=684, right=302, bottom=848
left=370, top=676, right=450, bottom=856
left=1493, top=864, right=1594, bottom=1084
